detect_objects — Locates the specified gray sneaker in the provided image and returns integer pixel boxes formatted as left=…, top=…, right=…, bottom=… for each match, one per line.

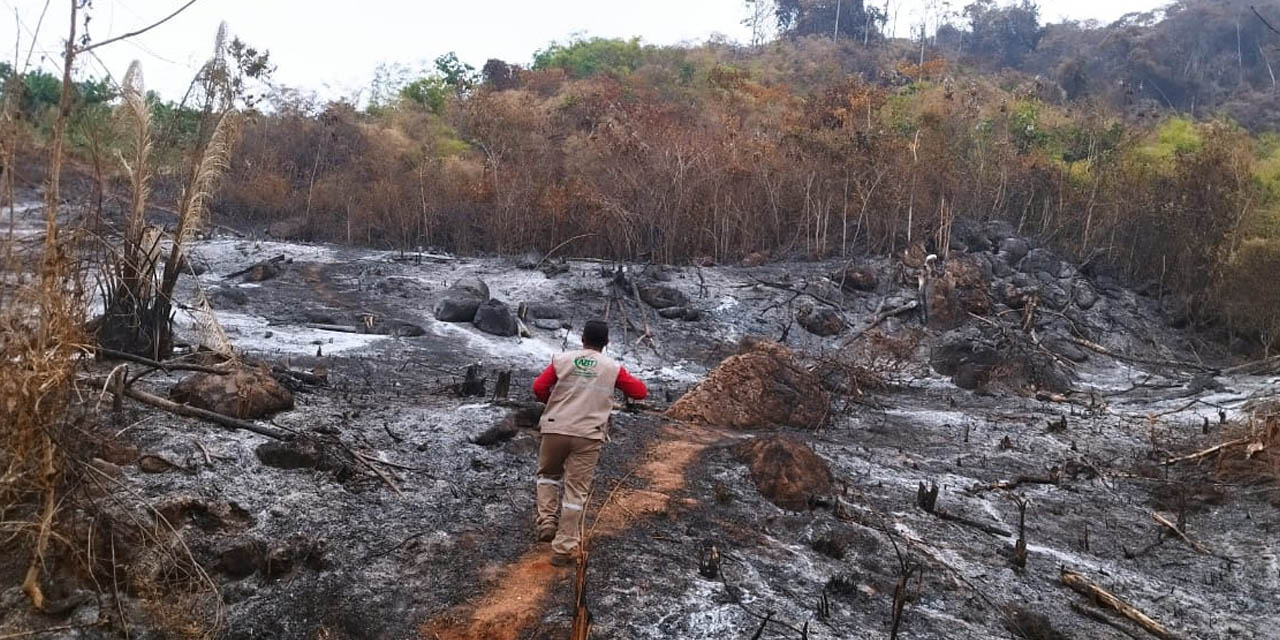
left=537, top=526, right=556, bottom=543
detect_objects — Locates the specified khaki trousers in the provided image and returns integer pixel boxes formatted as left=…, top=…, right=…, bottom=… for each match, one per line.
left=536, top=433, right=603, bottom=556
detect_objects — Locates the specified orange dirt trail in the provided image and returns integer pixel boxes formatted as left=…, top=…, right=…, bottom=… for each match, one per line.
left=423, top=423, right=727, bottom=640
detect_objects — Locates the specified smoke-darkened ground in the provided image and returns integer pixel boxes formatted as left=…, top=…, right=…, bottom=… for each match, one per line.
left=2, top=198, right=1278, bottom=640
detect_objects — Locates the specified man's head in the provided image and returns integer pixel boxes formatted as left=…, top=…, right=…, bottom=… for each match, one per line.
left=582, top=320, right=610, bottom=351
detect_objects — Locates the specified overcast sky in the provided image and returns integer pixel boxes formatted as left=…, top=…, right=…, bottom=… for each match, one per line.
left=2, top=0, right=1167, bottom=102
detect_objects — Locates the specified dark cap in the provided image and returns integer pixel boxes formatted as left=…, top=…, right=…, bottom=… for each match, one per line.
left=582, top=320, right=610, bottom=349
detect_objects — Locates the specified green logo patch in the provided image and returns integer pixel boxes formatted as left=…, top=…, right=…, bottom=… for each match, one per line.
left=573, top=357, right=597, bottom=370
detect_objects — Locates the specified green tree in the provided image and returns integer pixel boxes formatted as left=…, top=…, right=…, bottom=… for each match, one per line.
left=963, top=0, right=1043, bottom=68
left=774, top=0, right=884, bottom=41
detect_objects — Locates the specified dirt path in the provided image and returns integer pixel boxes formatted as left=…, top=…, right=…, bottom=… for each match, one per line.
left=423, top=422, right=727, bottom=640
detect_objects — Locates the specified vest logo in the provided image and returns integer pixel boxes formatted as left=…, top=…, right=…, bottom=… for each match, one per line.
left=573, top=357, right=597, bottom=370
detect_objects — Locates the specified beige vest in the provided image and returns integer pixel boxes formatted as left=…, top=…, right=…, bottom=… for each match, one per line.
left=539, top=349, right=621, bottom=440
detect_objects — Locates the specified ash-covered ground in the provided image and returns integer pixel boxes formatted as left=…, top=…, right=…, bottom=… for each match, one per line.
left=2, top=199, right=1279, bottom=640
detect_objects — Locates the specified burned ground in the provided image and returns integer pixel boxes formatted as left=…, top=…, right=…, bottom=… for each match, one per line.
left=2, top=200, right=1279, bottom=639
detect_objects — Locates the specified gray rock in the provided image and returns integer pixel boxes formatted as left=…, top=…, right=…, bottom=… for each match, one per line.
left=434, top=296, right=482, bottom=322
left=984, top=220, right=1018, bottom=244
left=533, top=318, right=570, bottom=331
left=1019, top=248, right=1062, bottom=278
left=997, top=238, right=1030, bottom=264
left=804, top=280, right=845, bottom=304
left=451, top=277, right=490, bottom=301
left=211, top=287, right=250, bottom=307
left=1040, top=283, right=1070, bottom=310
left=658, top=306, right=688, bottom=320
left=522, top=302, right=565, bottom=320
left=931, top=327, right=1002, bottom=377
left=1050, top=339, right=1089, bottom=363
left=639, top=284, right=688, bottom=309
left=473, top=299, right=518, bottom=336
left=991, top=258, right=1014, bottom=278
left=1073, top=280, right=1099, bottom=310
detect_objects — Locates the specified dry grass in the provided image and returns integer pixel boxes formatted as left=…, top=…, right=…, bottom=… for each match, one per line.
left=1211, top=403, right=1280, bottom=491
left=0, top=240, right=87, bottom=611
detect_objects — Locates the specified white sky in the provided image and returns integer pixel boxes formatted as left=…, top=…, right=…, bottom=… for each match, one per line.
left=1, top=0, right=1167, bottom=102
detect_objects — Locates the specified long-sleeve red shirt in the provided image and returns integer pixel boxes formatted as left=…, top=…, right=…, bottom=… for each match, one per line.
left=533, top=363, right=648, bottom=403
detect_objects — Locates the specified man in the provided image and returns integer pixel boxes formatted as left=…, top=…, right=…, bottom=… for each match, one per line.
left=532, top=320, right=647, bottom=567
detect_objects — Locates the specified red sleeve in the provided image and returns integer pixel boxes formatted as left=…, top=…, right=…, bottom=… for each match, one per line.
left=615, top=366, right=647, bottom=400
left=532, top=364, right=557, bottom=402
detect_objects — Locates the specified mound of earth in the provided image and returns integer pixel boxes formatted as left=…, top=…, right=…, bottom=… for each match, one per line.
left=169, top=367, right=294, bottom=419
left=734, top=435, right=833, bottom=510
left=666, top=338, right=827, bottom=430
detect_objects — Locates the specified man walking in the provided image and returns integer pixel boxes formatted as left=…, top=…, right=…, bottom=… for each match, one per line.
left=532, top=320, right=647, bottom=567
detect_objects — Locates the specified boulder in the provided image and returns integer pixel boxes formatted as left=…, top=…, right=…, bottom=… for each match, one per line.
left=797, top=306, right=844, bottom=337
left=949, top=218, right=993, bottom=253
left=832, top=265, right=878, bottom=292
left=1019, top=248, right=1062, bottom=278
left=1039, top=283, right=1070, bottom=311
left=170, top=368, right=294, bottom=419
left=522, top=302, right=565, bottom=320
left=997, top=238, right=1030, bottom=265
left=435, top=278, right=491, bottom=323
left=433, top=296, right=482, bottom=323
left=451, top=277, right=490, bottom=301
left=804, top=280, right=844, bottom=304
left=667, top=339, right=828, bottom=430
left=1073, top=280, right=1099, bottom=310
left=734, top=436, right=833, bottom=510
left=983, top=220, right=1018, bottom=244
left=639, top=284, right=688, bottom=309
left=472, top=299, right=518, bottom=336
left=931, top=327, right=1002, bottom=379
left=374, top=319, right=427, bottom=337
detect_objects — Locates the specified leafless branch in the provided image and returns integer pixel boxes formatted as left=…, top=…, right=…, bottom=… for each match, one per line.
left=75, top=0, right=201, bottom=54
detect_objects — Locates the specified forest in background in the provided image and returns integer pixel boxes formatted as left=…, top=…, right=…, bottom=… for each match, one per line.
left=6, top=0, right=1280, bottom=352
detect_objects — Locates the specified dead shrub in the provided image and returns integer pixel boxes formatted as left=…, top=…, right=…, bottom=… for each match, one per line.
left=819, top=328, right=923, bottom=396
left=1209, top=404, right=1280, bottom=493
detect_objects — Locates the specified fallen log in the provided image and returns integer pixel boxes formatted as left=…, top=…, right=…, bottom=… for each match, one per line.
left=1222, top=354, right=1280, bottom=376
left=1071, top=602, right=1146, bottom=640
left=1068, top=337, right=1211, bottom=373
left=305, top=323, right=363, bottom=334
left=967, top=474, right=1059, bottom=495
left=272, top=366, right=328, bottom=386
left=1163, top=437, right=1253, bottom=465
left=1060, top=568, right=1178, bottom=639
left=841, top=300, right=918, bottom=347
left=117, top=384, right=291, bottom=440
left=223, top=254, right=285, bottom=280
left=933, top=509, right=1011, bottom=537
